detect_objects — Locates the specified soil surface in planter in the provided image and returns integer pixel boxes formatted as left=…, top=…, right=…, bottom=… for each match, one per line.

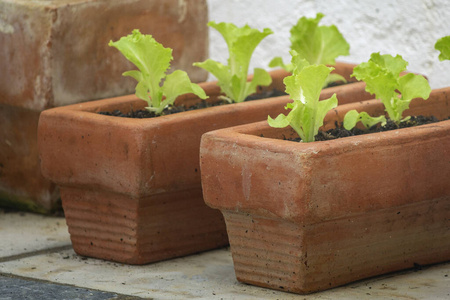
left=282, top=115, right=448, bottom=142
left=97, top=80, right=348, bottom=119
left=98, top=89, right=287, bottom=119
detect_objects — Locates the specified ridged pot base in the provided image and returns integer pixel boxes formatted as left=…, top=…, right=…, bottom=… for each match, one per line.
left=61, top=187, right=228, bottom=264
left=223, top=196, right=449, bottom=294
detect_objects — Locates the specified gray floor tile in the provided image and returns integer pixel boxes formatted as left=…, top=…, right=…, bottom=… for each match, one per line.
left=0, top=275, right=142, bottom=300
left=0, top=211, right=70, bottom=259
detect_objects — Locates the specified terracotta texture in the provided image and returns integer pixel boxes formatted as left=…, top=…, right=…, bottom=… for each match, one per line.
left=0, top=105, right=58, bottom=213
left=0, top=0, right=208, bottom=110
left=200, top=88, right=450, bottom=294
left=0, top=0, right=208, bottom=212
left=38, top=64, right=372, bottom=264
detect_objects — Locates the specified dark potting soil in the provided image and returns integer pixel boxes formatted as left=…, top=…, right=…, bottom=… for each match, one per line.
left=284, top=115, right=445, bottom=142
left=325, top=80, right=347, bottom=88
left=96, top=77, right=350, bottom=119
left=98, top=88, right=287, bottom=119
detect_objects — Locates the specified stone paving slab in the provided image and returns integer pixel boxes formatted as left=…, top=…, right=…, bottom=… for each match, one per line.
left=0, top=275, right=139, bottom=300
left=0, top=211, right=70, bottom=259
left=0, top=247, right=449, bottom=300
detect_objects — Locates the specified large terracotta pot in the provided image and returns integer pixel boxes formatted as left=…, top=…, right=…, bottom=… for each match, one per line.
left=200, top=88, right=450, bottom=293
left=38, top=63, right=371, bottom=264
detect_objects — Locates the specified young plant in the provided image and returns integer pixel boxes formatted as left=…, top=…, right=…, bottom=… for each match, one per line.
left=343, top=110, right=387, bottom=130
left=109, top=29, right=207, bottom=115
left=343, top=53, right=431, bottom=130
left=268, top=51, right=338, bottom=143
left=193, top=21, right=273, bottom=103
left=269, top=13, right=350, bottom=86
left=435, top=35, right=450, bottom=61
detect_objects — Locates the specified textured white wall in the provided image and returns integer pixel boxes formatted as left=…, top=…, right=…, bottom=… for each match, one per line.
left=206, top=0, right=450, bottom=88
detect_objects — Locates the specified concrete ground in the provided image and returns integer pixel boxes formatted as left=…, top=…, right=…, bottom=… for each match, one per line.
left=0, top=209, right=449, bottom=300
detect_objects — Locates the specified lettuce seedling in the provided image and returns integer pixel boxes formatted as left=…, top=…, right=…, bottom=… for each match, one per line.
left=268, top=51, right=338, bottom=143
left=109, top=29, right=207, bottom=115
left=269, top=13, right=350, bottom=86
left=343, top=110, right=387, bottom=130
left=435, top=35, right=450, bottom=61
left=193, top=21, right=273, bottom=103
left=343, top=53, right=431, bottom=130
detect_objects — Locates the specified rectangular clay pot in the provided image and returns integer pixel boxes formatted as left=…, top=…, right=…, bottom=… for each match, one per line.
left=200, top=88, right=450, bottom=293
left=38, top=63, right=372, bottom=264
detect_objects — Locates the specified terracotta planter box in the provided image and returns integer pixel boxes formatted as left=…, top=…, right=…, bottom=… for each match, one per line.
left=200, top=88, right=450, bottom=293
left=38, top=63, right=371, bottom=264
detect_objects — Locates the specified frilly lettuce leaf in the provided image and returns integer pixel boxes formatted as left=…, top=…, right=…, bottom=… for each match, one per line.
left=269, top=13, right=350, bottom=72
left=109, top=29, right=207, bottom=115
left=194, top=21, right=273, bottom=103
left=435, top=36, right=450, bottom=61
left=109, top=29, right=171, bottom=108
left=368, top=52, right=408, bottom=77
left=350, top=53, right=431, bottom=124
left=268, top=52, right=338, bottom=142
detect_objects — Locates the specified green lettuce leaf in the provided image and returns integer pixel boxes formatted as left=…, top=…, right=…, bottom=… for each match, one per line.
left=435, top=36, right=450, bottom=61
left=398, top=73, right=431, bottom=102
left=351, top=53, right=431, bottom=124
left=343, top=110, right=386, bottom=130
left=322, top=73, right=347, bottom=88
left=291, top=13, right=350, bottom=65
left=270, top=13, right=349, bottom=71
left=109, top=29, right=172, bottom=108
left=245, top=68, right=273, bottom=100
left=194, top=21, right=273, bottom=102
left=110, top=29, right=207, bottom=115
left=154, top=70, right=207, bottom=114
left=268, top=53, right=338, bottom=142
left=268, top=56, right=292, bottom=71
left=368, top=52, right=408, bottom=77
left=192, top=59, right=233, bottom=101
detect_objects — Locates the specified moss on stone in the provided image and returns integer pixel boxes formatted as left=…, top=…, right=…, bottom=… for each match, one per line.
left=0, top=190, right=52, bottom=214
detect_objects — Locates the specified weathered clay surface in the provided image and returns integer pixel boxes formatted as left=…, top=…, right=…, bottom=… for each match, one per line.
left=37, top=66, right=372, bottom=263
left=0, top=104, right=58, bottom=212
left=200, top=88, right=450, bottom=293
left=0, top=0, right=208, bottom=212
left=0, top=0, right=208, bottom=110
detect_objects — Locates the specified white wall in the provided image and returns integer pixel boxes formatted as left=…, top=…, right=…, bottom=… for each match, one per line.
left=206, top=0, right=450, bottom=88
